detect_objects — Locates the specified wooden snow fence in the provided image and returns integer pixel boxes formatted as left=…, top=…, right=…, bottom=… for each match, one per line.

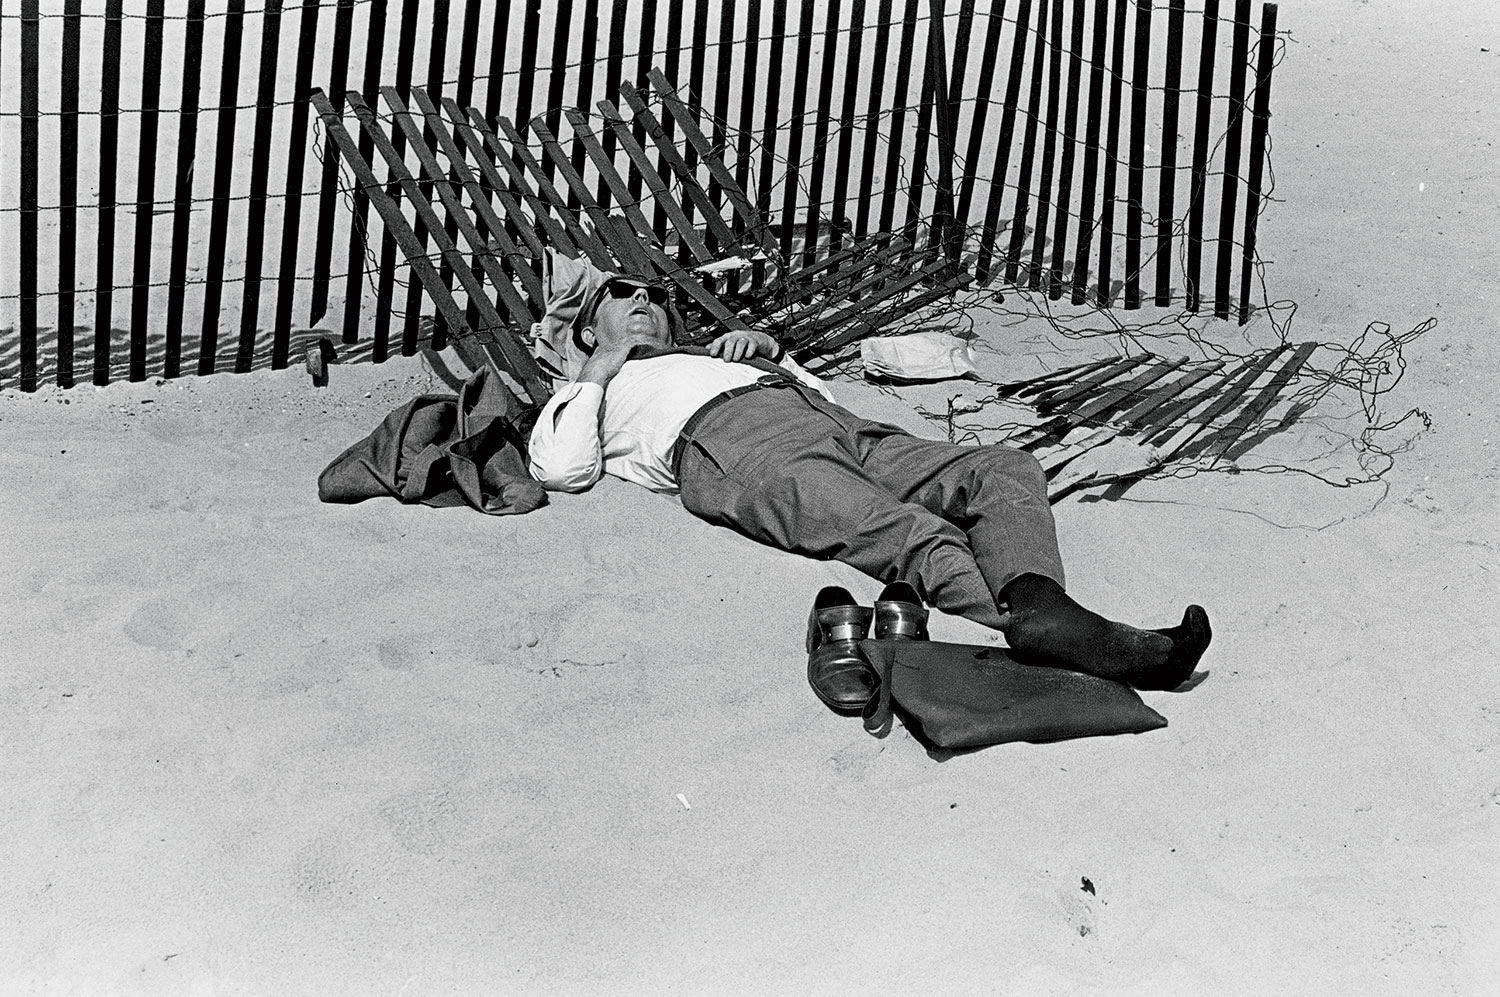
left=308, top=70, right=974, bottom=409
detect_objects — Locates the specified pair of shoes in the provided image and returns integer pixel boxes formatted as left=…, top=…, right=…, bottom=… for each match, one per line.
left=806, top=582, right=929, bottom=713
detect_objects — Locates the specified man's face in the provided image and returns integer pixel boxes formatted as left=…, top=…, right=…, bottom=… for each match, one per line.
left=585, top=279, right=673, bottom=351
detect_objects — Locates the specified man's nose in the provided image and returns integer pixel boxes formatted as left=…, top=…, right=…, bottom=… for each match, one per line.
left=632, top=287, right=651, bottom=305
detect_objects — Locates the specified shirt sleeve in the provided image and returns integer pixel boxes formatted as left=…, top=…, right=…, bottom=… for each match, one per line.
left=775, top=352, right=837, bottom=402
left=527, top=381, right=607, bottom=492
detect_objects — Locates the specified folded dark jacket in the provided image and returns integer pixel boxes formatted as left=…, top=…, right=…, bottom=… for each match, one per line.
left=318, top=366, right=547, bottom=515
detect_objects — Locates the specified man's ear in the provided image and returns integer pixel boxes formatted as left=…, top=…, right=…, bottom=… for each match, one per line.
left=580, top=326, right=597, bottom=352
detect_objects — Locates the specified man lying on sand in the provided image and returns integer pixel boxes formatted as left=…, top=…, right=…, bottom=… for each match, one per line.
left=528, top=272, right=1212, bottom=710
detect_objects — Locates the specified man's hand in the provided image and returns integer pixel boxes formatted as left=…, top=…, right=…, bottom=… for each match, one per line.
left=577, top=331, right=661, bottom=388
left=708, top=329, right=781, bottom=363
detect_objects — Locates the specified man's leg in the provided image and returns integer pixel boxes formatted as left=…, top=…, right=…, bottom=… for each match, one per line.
left=675, top=388, right=1008, bottom=628
left=854, top=426, right=1210, bottom=690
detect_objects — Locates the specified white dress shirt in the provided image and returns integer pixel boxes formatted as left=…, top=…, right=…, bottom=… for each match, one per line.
left=528, top=352, right=835, bottom=493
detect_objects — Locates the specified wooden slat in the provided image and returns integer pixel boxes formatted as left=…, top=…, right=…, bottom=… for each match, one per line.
left=311, top=0, right=357, bottom=325
left=795, top=257, right=959, bottom=350
left=57, top=0, right=84, bottom=386
left=999, top=357, right=1117, bottom=397
left=602, top=0, right=629, bottom=205
left=1027, top=0, right=1065, bottom=290
left=954, top=0, right=1006, bottom=235
left=1154, top=0, right=1186, bottom=305
left=383, top=93, right=535, bottom=333
left=1239, top=3, right=1279, bottom=324
left=879, top=0, right=922, bottom=236
left=708, top=0, right=738, bottom=246
left=1003, top=0, right=1048, bottom=285
left=236, top=0, right=285, bottom=374
left=974, top=0, right=1031, bottom=283
left=855, top=0, right=895, bottom=239
left=756, top=0, right=790, bottom=236
left=95, top=0, right=125, bottom=384
left=1069, top=0, right=1110, bottom=304
left=1047, top=0, right=1087, bottom=299
left=1185, top=0, right=1220, bottom=311
left=903, top=0, right=939, bottom=248
left=338, top=0, right=387, bottom=346
left=733, top=0, right=765, bottom=227
left=779, top=0, right=819, bottom=262
left=128, top=0, right=166, bottom=382
left=654, top=0, right=687, bottom=239
left=19, top=0, right=40, bottom=391
left=827, top=0, right=865, bottom=255
left=803, top=0, right=845, bottom=266
left=514, top=0, right=543, bottom=140
left=272, top=0, right=322, bottom=367
left=1215, top=0, right=1253, bottom=318
left=1095, top=0, right=1128, bottom=306
left=484, top=0, right=513, bottom=127
left=1123, top=0, right=1151, bottom=308
left=320, top=90, right=551, bottom=405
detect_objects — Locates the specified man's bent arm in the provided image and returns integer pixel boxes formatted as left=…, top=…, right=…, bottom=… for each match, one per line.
left=527, top=381, right=606, bottom=492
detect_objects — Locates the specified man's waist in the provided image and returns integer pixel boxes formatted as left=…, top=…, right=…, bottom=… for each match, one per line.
left=670, top=376, right=809, bottom=478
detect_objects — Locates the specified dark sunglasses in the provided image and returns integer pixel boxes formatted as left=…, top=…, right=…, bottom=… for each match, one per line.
left=581, top=276, right=672, bottom=324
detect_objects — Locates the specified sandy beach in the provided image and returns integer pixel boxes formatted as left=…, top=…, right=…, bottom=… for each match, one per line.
left=2, top=0, right=1498, bottom=993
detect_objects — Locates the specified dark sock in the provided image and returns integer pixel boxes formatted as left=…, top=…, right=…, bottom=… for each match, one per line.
left=998, top=574, right=1211, bottom=691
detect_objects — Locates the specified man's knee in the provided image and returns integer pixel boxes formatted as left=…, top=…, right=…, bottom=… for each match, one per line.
left=970, top=443, right=1048, bottom=495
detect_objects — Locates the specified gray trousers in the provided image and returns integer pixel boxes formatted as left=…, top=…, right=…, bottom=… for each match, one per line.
left=674, top=381, right=1065, bottom=630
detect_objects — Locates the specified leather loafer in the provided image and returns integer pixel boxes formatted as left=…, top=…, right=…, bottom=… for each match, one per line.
left=806, top=585, right=877, bottom=713
left=873, top=581, right=929, bottom=641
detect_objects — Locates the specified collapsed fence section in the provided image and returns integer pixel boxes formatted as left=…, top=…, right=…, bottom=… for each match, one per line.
left=0, top=0, right=1281, bottom=392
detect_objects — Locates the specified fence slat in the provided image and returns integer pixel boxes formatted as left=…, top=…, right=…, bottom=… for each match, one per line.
left=1047, top=0, right=1086, bottom=298
left=95, top=0, right=124, bottom=385
left=878, top=0, right=921, bottom=236
left=756, top=0, right=789, bottom=234
left=601, top=0, right=629, bottom=205
left=485, top=0, right=513, bottom=126
left=1123, top=0, right=1150, bottom=309
left=422, top=0, right=455, bottom=353
left=709, top=0, right=737, bottom=238
left=1215, top=0, right=1252, bottom=318
left=1154, top=0, right=1185, bottom=305
left=309, top=0, right=354, bottom=326
left=974, top=0, right=1031, bottom=283
left=342, top=0, right=390, bottom=346
left=828, top=0, right=865, bottom=257
left=1069, top=0, right=1108, bottom=302
left=627, top=0, right=658, bottom=203
left=236, top=0, right=284, bottom=374
left=955, top=0, right=1006, bottom=238
left=1095, top=0, right=1129, bottom=306
left=732, top=0, right=762, bottom=225
left=903, top=0, right=938, bottom=250
left=1026, top=0, right=1064, bottom=290
left=854, top=0, right=893, bottom=240
left=20, top=0, right=40, bottom=391
left=1185, top=0, right=1219, bottom=311
left=515, top=0, right=543, bottom=137
left=126, top=0, right=166, bottom=382
left=1003, top=0, right=1048, bottom=285
left=569, top=0, right=602, bottom=211
left=272, top=0, right=322, bottom=367
left=442, top=98, right=550, bottom=259
left=802, top=0, right=843, bottom=266
left=58, top=0, right=84, bottom=386
left=563, top=108, right=662, bottom=248
left=779, top=0, right=818, bottom=262
left=654, top=0, right=686, bottom=239
left=1239, top=2, right=1278, bottom=324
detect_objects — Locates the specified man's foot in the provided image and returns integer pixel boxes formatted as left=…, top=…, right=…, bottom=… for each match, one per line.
left=998, top=574, right=1211, bottom=691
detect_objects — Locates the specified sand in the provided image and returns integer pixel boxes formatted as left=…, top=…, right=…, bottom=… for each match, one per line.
left=3, top=0, right=1498, bottom=993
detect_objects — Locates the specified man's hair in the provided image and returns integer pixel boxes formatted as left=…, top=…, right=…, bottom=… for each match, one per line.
left=572, top=275, right=685, bottom=355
